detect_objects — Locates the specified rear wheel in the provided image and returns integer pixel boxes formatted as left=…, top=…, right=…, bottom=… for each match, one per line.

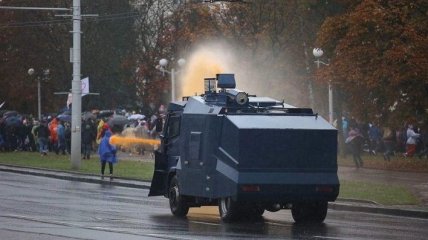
left=251, top=206, right=265, bottom=217
left=291, top=201, right=328, bottom=224
left=168, top=176, right=189, bottom=217
left=218, top=197, right=241, bottom=222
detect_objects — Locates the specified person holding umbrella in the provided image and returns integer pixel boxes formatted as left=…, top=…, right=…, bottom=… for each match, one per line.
left=98, top=128, right=117, bottom=180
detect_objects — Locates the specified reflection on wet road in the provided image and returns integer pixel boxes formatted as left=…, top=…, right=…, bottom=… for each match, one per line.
left=0, top=171, right=427, bottom=239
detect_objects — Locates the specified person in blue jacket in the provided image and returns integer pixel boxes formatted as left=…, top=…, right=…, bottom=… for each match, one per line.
left=98, top=129, right=117, bottom=180
left=57, top=120, right=66, bottom=155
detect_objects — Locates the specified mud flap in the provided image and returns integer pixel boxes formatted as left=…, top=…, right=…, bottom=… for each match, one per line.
left=148, top=151, right=168, bottom=196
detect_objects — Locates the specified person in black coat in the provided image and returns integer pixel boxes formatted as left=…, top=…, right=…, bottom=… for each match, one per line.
left=34, top=120, right=50, bottom=156
left=81, top=119, right=95, bottom=159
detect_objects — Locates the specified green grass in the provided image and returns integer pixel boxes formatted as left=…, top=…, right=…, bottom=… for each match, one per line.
left=337, top=153, right=423, bottom=205
left=0, top=152, right=422, bottom=206
left=0, top=152, right=153, bottom=181
left=339, top=180, right=420, bottom=205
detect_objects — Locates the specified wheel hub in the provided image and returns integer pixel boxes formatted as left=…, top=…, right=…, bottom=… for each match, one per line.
left=220, top=197, right=230, bottom=214
left=170, top=186, right=179, bottom=206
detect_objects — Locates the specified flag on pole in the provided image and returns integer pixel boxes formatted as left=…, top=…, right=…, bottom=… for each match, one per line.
left=81, top=77, right=89, bottom=96
left=66, top=77, right=89, bottom=108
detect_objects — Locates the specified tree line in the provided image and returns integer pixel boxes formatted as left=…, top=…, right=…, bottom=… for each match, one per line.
left=0, top=0, right=427, bottom=127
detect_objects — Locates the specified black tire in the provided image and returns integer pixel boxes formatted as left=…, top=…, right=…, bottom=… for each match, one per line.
left=218, top=197, right=241, bottom=222
left=251, top=206, right=265, bottom=217
left=168, top=175, right=189, bottom=217
left=238, top=204, right=265, bottom=220
left=291, top=201, right=328, bottom=224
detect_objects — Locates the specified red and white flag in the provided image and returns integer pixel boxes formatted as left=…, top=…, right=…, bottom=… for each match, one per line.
left=81, top=77, right=89, bottom=97
left=66, top=77, right=90, bottom=108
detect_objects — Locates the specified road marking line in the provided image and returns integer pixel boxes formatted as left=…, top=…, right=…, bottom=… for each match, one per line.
left=147, top=233, right=194, bottom=240
left=189, top=220, right=220, bottom=226
left=313, top=236, right=353, bottom=240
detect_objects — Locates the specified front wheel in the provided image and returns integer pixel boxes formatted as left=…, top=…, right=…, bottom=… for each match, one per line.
left=291, top=201, right=328, bottom=224
left=168, top=175, right=189, bottom=217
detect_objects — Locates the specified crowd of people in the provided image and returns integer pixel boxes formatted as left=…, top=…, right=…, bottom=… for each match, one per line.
left=2, top=108, right=427, bottom=171
left=0, top=106, right=166, bottom=159
left=0, top=115, right=72, bottom=155
left=342, top=117, right=428, bottom=168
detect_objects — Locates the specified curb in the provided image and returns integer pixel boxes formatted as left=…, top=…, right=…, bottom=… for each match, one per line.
left=0, top=164, right=151, bottom=189
left=329, top=202, right=428, bottom=219
left=1, top=164, right=428, bottom=219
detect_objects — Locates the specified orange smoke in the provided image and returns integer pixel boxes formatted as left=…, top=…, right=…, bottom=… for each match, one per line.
left=178, top=46, right=229, bottom=98
left=109, top=135, right=160, bottom=146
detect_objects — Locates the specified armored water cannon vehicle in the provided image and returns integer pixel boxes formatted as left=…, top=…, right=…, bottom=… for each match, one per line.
left=149, top=73, right=339, bottom=223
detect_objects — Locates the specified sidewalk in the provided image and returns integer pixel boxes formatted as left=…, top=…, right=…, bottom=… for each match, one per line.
left=1, top=164, right=428, bottom=219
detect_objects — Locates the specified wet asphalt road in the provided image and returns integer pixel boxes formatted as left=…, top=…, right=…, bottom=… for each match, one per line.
left=1, top=171, right=428, bottom=240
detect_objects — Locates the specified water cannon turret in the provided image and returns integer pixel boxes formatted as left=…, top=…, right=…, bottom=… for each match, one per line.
left=204, top=73, right=236, bottom=94
left=204, top=77, right=217, bottom=94
left=216, top=73, right=236, bottom=89
left=203, top=73, right=248, bottom=107
left=225, top=88, right=248, bottom=106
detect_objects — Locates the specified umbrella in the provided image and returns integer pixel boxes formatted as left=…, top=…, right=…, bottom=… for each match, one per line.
left=108, top=115, right=129, bottom=126
left=5, top=115, right=22, bottom=127
left=98, top=110, right=114, bottom=119
left=60, top=110, right=71, bottom=115
left=128, top=114, right=145, bottom=120
left=82, top=112, right=96, bottom=120
left=57, top=114, right=71, bottom=122
left=108, top=115, right=129, bottom=133
left=3, top=110, right=18, bottom=118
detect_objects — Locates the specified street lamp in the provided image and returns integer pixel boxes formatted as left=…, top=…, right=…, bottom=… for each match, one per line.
left=313, top=48, right=333, bottom=124
left=28, top=68, right=50, bottom=120
left=157, top=58, right=186, bottom=101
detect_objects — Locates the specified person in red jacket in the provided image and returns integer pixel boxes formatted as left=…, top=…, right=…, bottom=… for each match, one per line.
left=48, top=117, right=59, bottom=154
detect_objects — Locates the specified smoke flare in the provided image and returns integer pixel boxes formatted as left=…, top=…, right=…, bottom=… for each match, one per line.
left=109, top=135, right=160, bottom=146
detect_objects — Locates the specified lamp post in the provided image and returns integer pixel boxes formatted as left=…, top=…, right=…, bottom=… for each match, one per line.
left=157, top=58, right=186, bottom=101
left=313, top=48, right=333, bottom=124
left=28, top=68, right=50, bottom=120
